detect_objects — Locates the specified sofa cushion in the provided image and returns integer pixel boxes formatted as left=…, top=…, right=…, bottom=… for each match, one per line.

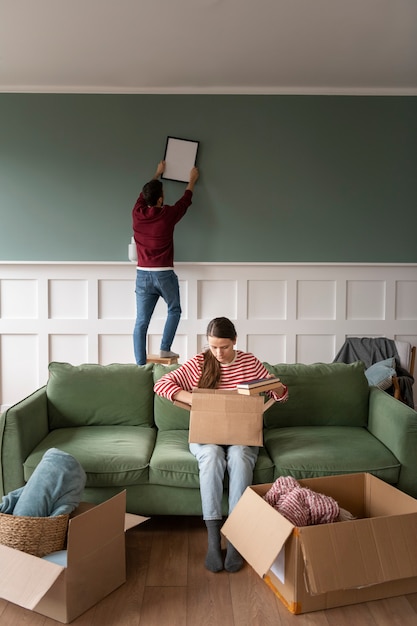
left=153, top=363, right=191, bottom=431
left=253, top=447, right=276, bottom=484
left=47, top=362, right=155, bottom=429
left=149, top=430, right=200, bottom=487
left=23, top=426, right=156, bottom=487
left=264, top=426, right=401, bottom=484
left=149, top=430, right=275, bottom=488
left=263, top=362, right=369, bottom=428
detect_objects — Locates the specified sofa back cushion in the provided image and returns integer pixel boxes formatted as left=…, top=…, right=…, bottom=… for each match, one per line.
left=153, top=364, right=191, bottom=431
left=47, top=362, right=155, bottom=428
left=263, top=361, right=369, bottom=428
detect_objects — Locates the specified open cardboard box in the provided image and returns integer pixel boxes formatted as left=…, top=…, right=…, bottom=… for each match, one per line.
left=0, top=491, right=148, bottom=623
left=175, top=388, right=274, bottom=446
left=222, top=473, right=417, bottom=614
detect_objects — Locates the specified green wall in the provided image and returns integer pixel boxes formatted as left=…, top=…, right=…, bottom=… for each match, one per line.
left=1, top=94, right=416, bottom=262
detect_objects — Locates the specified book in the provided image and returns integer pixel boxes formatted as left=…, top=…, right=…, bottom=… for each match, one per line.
left=236, top=377, right=282, bottom=395
left=237, top=376, right=280, bottom=389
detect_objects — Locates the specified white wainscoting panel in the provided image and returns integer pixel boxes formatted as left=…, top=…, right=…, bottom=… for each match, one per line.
left=49, top=334, right=89, bottom=364
left=396, top=281, right=417, bottom=320
left=49, top=279, right=89, bottom=319
left=247, top=280, right=287, bottom=320
left=1, top=262, right=416, bottom=411
left=346, top=280, right=386, bottom=320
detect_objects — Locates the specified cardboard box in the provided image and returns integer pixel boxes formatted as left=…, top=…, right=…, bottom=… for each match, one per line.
left=222, top=473, right=417, bottom=614
left=181, top=388, right=274, bottom=446
left=0, top=491, right=148, bottom=623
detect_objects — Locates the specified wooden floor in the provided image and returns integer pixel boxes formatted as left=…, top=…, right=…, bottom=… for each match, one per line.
left=1, top=515, right=417, bottom=625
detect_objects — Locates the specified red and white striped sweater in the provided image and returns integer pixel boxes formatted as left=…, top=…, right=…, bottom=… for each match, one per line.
left=153, top=350, right=288, bottom=403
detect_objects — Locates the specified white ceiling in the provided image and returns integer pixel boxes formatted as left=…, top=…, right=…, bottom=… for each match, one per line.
left=1, top=0, right=416, bottom=94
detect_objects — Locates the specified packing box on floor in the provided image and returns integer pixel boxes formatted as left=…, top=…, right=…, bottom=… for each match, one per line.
left=178, top=388, right=274, bottom=446
left=222, top=473, right=417, bottom=614
left=0, top=491, right=148, bottom=623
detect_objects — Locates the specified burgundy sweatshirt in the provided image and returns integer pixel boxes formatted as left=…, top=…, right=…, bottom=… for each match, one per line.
left=132, top=190, right=193, bottom=267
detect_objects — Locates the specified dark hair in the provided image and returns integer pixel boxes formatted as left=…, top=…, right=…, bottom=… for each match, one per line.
left=198, top=317, right=237, bottom=389
left=142, top=179, right=163, bottom=206
left=206, top=317, right=237, bottom=341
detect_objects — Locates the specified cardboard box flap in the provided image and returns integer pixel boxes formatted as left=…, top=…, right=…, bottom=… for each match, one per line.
left=222, top=486, right=294, bottom=578
left=173, top=399, right=191, bottom=411
left=299, top=513, right=417, bottom=595
left=125, top=512, right=149, bottom=531
left=0, top=544, right=64, bottom=610
left=67, top=491, right=127, bottom=565
left=190, top=387, right=275, bottom=413
left=263, top=398, right=275, bottom=412
left=67, top=493, right=149, bottom=564
left=176, top=393, right=275, bottom=414
left=192, top=389, right=265, bottom=413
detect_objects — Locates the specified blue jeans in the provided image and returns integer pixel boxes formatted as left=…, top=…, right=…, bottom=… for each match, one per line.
left=133, top=270, right=181, bottom=365
left=189, top=443, right=259, bottom=520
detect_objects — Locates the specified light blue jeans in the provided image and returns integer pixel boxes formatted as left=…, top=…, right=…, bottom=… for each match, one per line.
left=133, top=269, right=181, bottom=365
left=189, top=443, right=259, bottom=520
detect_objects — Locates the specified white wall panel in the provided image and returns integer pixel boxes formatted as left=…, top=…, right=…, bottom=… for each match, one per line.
left=247, top=334, right=286, bottom=364
left=98, top=334, right=135, bottom=364
left=179, top=281, right=188, bottom=320
left=49, top=334, right=89, bottom=364
left=346, top=280, right=386, bottom=320
left=197, top=334, right=208, bottom=354
left=1, top=280, right=38, bottom=319
left=297, top=334, right=336, bottom=364
left=396, top=281, right=417, bottom=320
left=1, top=262, right=416, bottom=410
left=49, top=279, right=88, bottom=319
left=1, top=334, right=39, bottom=401
left=151, top=297, right=168, bottom=321
left=197, top=280, right=237, bottom=320
left=247, top=280, right=287, bottom=320
left=297, top=280, right=336, bottom=320
left=98, top=280, right=135, bottom=319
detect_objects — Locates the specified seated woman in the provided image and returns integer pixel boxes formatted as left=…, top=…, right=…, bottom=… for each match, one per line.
left=154, top=316, right=288, bottom=573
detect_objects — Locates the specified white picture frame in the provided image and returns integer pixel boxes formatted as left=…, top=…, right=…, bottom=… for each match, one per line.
left=162, top=136, right=199, bottom=183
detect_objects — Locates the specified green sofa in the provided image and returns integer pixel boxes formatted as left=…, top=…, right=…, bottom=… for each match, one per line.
left=1, top=360, right=417, bottom=515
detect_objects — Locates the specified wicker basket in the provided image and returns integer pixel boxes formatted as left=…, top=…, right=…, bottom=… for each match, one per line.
left=0, top=512, right=69, bottom=557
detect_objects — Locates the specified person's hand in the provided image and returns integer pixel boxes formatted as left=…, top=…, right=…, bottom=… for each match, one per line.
left=276, top=383, right=287, bottom=398
left=173, top=389, right=193, bottom=406
left=189, top=166, right=199, bottom=184
left=154, top=160, right=165, bottom=178
left=185, top=166, right=199, bottom=192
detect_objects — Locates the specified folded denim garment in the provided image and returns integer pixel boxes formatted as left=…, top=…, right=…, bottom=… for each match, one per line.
left=0, top=448, right=86, bottom=517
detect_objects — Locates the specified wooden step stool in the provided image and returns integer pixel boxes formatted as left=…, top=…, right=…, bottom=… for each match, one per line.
left=146, top=354, right=179, bottom=365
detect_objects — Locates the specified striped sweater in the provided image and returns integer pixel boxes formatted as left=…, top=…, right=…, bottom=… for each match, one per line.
left=153, top=350, right=288, bottom=402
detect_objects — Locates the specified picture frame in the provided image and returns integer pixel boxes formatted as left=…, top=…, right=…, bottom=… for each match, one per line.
left=162, top=136, right=199, bottom=183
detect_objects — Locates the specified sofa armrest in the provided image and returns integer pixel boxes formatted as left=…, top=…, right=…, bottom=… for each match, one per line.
left=0, top=386, right=49, bottom=496
left=367, top=387, right=417, bottom=498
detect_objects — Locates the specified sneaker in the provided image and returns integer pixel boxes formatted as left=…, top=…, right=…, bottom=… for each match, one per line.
left=160, top=350, right=179, bottom=359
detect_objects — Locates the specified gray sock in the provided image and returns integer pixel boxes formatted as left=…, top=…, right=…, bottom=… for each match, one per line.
left=205, top=520, right=223, bottom=572
left=225, top=541, right=243, bottom=573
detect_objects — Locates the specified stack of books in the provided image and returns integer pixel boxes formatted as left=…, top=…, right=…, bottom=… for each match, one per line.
left=236, top=377, right=281, bottom=396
